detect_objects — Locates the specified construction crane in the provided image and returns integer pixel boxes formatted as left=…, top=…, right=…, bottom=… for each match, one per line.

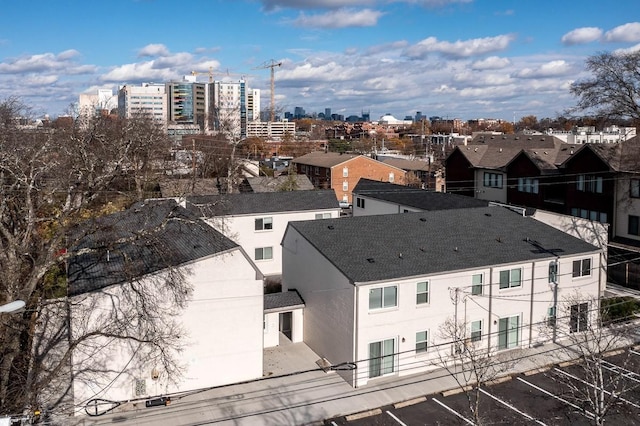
left=253, top=59, right=282, bottom=122
left=191, top=66, right=214, bottom=83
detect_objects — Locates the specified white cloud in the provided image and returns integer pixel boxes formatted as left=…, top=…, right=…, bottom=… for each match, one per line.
left=261, top=0, right=375, bottom=11
left=561, top=27, right=602, bottom=45
left=471, top=56, right=511, bottom=70
left=404, top=34, right=514, bottom=59
left=604, top=22, right=640, bottom=43
left=0, top=51, right=95, bottom=74
left=513, top=60, right=572, bottom=79
left=101, top=61, right=180, bottom=82
left=613, top=43, right=640, bottom=54
left=291, top=8, right=383, bottom=28
left=138, top=44, right=170, bottom=57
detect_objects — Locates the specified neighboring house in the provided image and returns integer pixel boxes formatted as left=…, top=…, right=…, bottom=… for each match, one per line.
left=292, top=152, right=407, bottom=206
left=245, top=175, right=314, bottom=192
left=352, top=178, right=488, bottom=216
left=377, top=157, right=432, bottom=186
left=184, top=190, right=341, bottom=279
left=66, top=199, right=264, bottom=406
left=281, top=206, right=604, bottom=387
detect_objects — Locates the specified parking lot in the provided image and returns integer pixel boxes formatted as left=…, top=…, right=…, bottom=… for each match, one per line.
left=325, top=349, right=640, bottom=425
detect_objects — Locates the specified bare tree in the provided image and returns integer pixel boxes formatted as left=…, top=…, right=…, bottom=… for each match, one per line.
left=542, top=292, right=639, bottom=426
left=570, top=51, right=640, bottom=124
left=0, top=99, right=187, bottom=418
left=435, top=317, right=515, bottom=425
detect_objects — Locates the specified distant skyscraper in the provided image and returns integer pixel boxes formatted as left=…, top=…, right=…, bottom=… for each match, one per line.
left=415, top=111, right=423, bottom=122
left=294, top=106, right=305, bottom=119
left=166, top=79, right=207, bottom=129
left=212, top=79, right=247, bottom=139
left=325, top=108, right=331, bottom=120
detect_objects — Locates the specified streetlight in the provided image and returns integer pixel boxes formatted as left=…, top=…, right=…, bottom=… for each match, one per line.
left=0, top=300, right=25, bottom=313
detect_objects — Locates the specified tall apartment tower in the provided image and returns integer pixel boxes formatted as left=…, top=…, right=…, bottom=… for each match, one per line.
left=166, top=78, right=207, bottom=129
left=211, top=79, right=247, bottom=139
left=246, top=88, right=261, bottom=123
left=325, top=108, right=331, bottom=120
left=117, top=83, right=167, bottom=122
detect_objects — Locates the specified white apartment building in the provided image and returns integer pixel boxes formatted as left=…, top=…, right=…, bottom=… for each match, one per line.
left=247, top=119, right=296, bottom=140
left=117, top=83, right=167, bottom=122
left=78, top=89, right=117, bottom=115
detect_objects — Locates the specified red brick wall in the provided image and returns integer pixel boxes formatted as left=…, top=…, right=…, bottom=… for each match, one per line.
left=331, top=156, right=407, bottom=204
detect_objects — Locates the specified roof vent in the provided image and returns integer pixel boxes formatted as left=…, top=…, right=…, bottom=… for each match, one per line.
left=398, top=253, right=403, bottom=259
left=367, top=258, right=375, bottom=263
left=499, top=148, right=503, bottom=152
left=484, top=213, right=492, bottom=217
left=496, top=237, right=502, bottom=243
left=328, top=225, right=335, bottom=230
left=544, top=151, right=548, bottom=155
left=419, top=247, right=426, bottom=252
left=419, top=217, right=427, bottom=222
left=454, top=247, right=458, bottom=252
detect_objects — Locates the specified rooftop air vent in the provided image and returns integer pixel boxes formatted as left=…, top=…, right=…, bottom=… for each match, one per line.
left=484, top=213, right=492, bottom=217
left=367, top=258, right=375, bottom=263
left=419, top=217, right=427, bottom=222
left=328, top=225, right=335, bottom=230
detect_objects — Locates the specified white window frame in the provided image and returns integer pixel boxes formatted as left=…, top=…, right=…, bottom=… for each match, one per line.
left=315, top=212, right=331, bottom=219
left=572, top=258, right=591, bottom=278
left=471, top=320, right=482, bottom=342
left=255, top=217, right=273, bottom=231
left=254, top=246, right=273, bottom=261
left=499, top=268, right=522, bottom=289
left=343, top=181, right=348, bottom=191
left=416, top=281, right=429, bottom=305
left=343, top=167, right=349, bottom=177
left=369, top=285, right=398, bottom=310
left=471, top=273, right=483, bottom=295
left=389, top=172, right=395, bottom=183
left=570, top=302, right=589, bottom=333
left=497, top=315, right=520, bottom=350
left=415, top=330, right=428, bottom=353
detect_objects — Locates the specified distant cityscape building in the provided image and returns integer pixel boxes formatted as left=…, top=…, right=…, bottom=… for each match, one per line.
left=546, top=125, right=636, bottom=144
left=166, top=77, right=207, bottom=128
left=117, top=83, right=167, bottom=122
left=247, top=119, right=295, bottom=140
left=78, top=89, right=117, bottom=116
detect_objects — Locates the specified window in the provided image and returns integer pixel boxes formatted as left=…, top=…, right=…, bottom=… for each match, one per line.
left=343, top=167, right=349, bottom=177
left=389, top=172, right=395, bottom=183
left=314, top=166, right=319, bottom=175
left=134, top=378, right=146, bottom=396
left=631, top=179, right=640, bottom=198
left=315, top=212, right=331, bottom=219
left=416, top=331, right=428, bottom=353
left=471, top=320, right=482, bottom=342
left=547, top=306, right=556, bottom=327
left=517, top=177, right=539, bottom=194
left=369, top=338, right=395, bottom=378
left=499, top=268, right=522, bottom=289
left=629, top=215, right=640, bottom=236
left=471, top=274, right=483, bottom=295
left=570, top=303, right=589, bottom=333
left=356, top=197, right=365, bottom=209
left=498, top=315, right=519, bottom=350
left=548, top=261, right=558, bottom=283
left=416, top=281, right=429, bottom=305
left=483, top=172, right=503, bottom=189
left=254, top=246, right=273, bottom=261
left=255, top=217, right=273, bottom=231
left=369, top=286, right=397, bottom=310
left=576, top=174, right=603, bottom=193
left=572, top=258, right=591, bottom=278
left=570, top=208, right=608, bottom=223
left=343, top=181, right=348, bottom=191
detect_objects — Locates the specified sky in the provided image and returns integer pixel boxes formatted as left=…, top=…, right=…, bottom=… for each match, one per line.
left=1, top=0, right=640, bottom=122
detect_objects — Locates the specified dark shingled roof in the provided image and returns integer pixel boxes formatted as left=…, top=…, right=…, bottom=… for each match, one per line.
left=264, top=290, right=305, bottom=312
left=68, top=199, right=238, bottom=296
left=287, top=206, right=600, bottom=284
left=292, top=151, right=359, bottom=168
left=353, top=178, right=489, bottom=211
left=246, top=175, right=314, bottom=192
left=186, top=190, right=340, bottom=217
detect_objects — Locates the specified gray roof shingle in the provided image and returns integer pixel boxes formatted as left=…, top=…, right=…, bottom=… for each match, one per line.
left=187, top=190, right=340, bottom=217
left=287, top=206, right=600, bottom=284
left=264, top=290, right=305, bottom=312
left=68, top=199, right=238, bottom=296
left=353, top=179, right=488, bottom=211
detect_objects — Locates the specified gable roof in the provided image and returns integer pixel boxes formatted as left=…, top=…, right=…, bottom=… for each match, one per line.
left=379, top=157, right=431, bottom=172
left=264, top=290, right=305, bottom=313
left=246, top=175, right=314, bottom=192
left=186, top=190, right=340, bottom=217
left=287, top=206, right=600, bottom=284
left=353, top=178, right=489, bottom=210
left=292, top=151, right=359, bottom=168
left=67, top=199, right=238, bottom=296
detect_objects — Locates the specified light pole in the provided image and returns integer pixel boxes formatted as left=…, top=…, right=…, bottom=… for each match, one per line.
left=0, top=300, right=25, bottom=314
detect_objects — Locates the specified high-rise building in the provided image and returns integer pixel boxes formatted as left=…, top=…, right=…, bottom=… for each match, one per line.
left=212, top=79, right=247, bottom=139
left=118, top=83, right=167, bottom=122
left=247, top=88, right=261, bottom=123
left=325, top=108, right=331, bottom=120
left=166, top=78, right=207, bottom=129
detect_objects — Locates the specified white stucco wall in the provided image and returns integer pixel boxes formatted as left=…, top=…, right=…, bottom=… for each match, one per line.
left=352, top=196, right=420, bottom=217
left=281, top=227, right=355, bottom=383
left=615, top=175, right=640, bottom=241
left=208, top=208, right=341, bottom=277
left=263, top=312, right=280, bottom=348
left=71, top=248, right=264, bottom=409
left=532, top=210, right=609, bottom=249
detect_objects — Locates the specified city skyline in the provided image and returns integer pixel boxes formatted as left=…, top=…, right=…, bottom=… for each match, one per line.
left=1, top=0, right=640, bottom=121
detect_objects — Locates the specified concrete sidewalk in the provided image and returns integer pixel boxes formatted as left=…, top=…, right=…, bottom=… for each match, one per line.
left=75, top=335, right=614, bottom=426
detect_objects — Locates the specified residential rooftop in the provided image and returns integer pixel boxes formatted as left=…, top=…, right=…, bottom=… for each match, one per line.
left=286, top=206, right=601, bottom=284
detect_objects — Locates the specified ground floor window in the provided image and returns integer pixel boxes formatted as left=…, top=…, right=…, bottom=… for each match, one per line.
left=570, top=302, right=589, bottom=333
left=498, top=315, right=519, bottom=350
left=369, top=338, right=395, bottom=378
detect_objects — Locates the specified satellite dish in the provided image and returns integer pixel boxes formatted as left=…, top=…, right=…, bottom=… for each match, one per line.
left=0, top=300, right=26, bottom=313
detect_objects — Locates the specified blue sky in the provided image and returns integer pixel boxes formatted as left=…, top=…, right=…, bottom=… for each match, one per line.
left=1, top=0, right=640, bottom=121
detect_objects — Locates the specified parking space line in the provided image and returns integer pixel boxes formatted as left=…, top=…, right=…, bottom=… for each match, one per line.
left=431, top=398, right=474, bottom=425
left=385, top=410, right=408, bottom=426
left=553, top=368, right=640, bottom=409
left=516, top=377, right=595, bottom=420
left=630, top=349, right=640, bottom=357
left=478, top=388, right=547, bottom=426
left=602, top=360, right=640, bottom=383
